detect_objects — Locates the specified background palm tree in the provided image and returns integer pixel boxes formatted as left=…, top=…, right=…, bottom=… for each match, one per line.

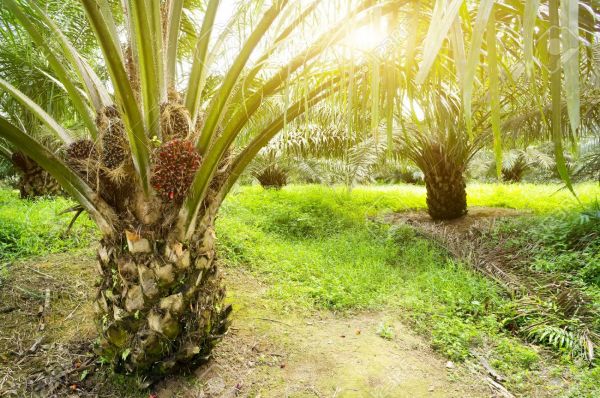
left=413, top=0, right=599, bottom=192
left=389, top=0, right=598, bottom=219
left=246, top=100, right=389, bottom=190
left=469, top=145, right=556, bottom=182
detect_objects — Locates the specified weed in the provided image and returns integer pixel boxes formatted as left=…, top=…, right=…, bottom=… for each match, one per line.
left=431, top=318, right=480, bottom=362
left=492, top=338, right=540, bottom=372
left=0, top=189, right=96, bottom=261
left=376, top=321, right=395, bottom=340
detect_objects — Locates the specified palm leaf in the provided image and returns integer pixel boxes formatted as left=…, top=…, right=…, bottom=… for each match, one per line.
left=560, top=0, right=580, bottom=135
left=81, top=0, right=151, bottom=193
left=415, top=0, right=463, bottom=85
left=548, top=0, right=575, bottom=194
left=0, top=77, right=73, bottom=144
left=523, top=0, right=541, bottom=75
left=0, top=116, right=115, bottom=236
left=127, top=0, right=162, bottom=138
left=463, top=0, right=495, bottom=136
left=184, top=0, right=221, bottom=124
left=165, top=0, right=185, bottom=88
left=197, top=0, right=288, bottom=154
left=28, top=0, right=111, bottom=114
left=487, top=10, right=502, bottom=179
left=3, top=0, right=97, bottom=136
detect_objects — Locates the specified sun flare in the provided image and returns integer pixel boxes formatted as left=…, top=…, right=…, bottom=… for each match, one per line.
left=344, top=23, right=388, bottom=52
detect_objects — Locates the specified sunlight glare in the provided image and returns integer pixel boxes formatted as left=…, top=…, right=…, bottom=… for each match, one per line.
left=344, top=22, right=388, bottom=52
left=402, top=97, right=425, bottom=122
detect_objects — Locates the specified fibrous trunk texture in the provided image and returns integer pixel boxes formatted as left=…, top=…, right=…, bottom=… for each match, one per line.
left=94, top=221, right=231, bottom=380
left=11, top=152, right=61, bottom=199
left=424, top=161, right=467, bottom=220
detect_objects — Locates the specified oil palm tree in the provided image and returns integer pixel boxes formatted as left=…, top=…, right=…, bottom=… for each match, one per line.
left=385, top=0, right=598, bottom=219
left=414, top=0, right=599, bottom=194
left=393, top=86, right=491, bottom=219
left=0, top=0, right=402, bottom=381
left=247, top=99, right=388, bottom=189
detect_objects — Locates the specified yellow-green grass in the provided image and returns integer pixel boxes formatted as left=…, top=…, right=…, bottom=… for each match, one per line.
left=249, top=182, right=598, bottom=215
left=0, top=188, right=96, bottom=261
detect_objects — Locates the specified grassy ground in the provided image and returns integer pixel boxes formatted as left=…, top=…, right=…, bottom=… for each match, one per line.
left=0, top=187, right=96, bottom=262
left=218, top=182, right=598, bottom=312
left=1, top=182, right=598, bottom=396
left=217, top=182, right=599, bottom=396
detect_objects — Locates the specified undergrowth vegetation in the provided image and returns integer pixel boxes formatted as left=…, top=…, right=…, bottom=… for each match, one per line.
left=494, top=203, right=600, bottom=291
left=0, top=187, right=96, bottom=261
left=488, top=201, right=600, bottom=370
left=1, top=182, right=598, bottom=396
left=218, top=183, right=599, bottom=396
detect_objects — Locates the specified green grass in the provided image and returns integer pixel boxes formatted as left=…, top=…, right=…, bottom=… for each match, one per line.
left=348, top=182, right=598, bottom=213
left=218, top=185, right=504, bottom=329
left=218, top=182, right=599, bottom=313
left=0, top=187, right=96, bottom=261
left=1, top=182, right=598, bottom=396
left=217, top=183, right=600, bottom=396
left=466, top=182, right=598, bottom=213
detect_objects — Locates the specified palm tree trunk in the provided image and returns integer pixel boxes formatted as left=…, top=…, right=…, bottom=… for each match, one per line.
left=423, top=161, right=467, bottom=220
left=11, top=152, right=61, bottom=198
left=94, top=208, right=231, bottom=380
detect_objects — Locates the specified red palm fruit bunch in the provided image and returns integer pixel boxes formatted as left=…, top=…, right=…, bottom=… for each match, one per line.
left=151, top=139, right=201, bottom=201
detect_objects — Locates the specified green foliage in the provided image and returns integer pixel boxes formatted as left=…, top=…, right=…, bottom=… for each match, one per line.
left=493, top=202, right=600, bottom=288
left=491, top=338, right=540, bottom=372
left=0, top=157, right=15, bottom=180
left=566, top=367, right=600, bottom=398
left=376, top=321, right=395, bottom=340
left=487, top=201, right=600, bottom=361
left=431, top=318, right=480, bottom=362
left=0, top=188, right=96, bottom=261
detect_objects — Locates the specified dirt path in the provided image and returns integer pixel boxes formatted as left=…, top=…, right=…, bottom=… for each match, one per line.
left=157, top=269, right=490, bottom=397
left=0, top=252, right=490, bottom=397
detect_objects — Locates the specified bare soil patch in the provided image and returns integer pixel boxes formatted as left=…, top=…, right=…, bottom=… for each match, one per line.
left=383, top=206, right=527, bottom=235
